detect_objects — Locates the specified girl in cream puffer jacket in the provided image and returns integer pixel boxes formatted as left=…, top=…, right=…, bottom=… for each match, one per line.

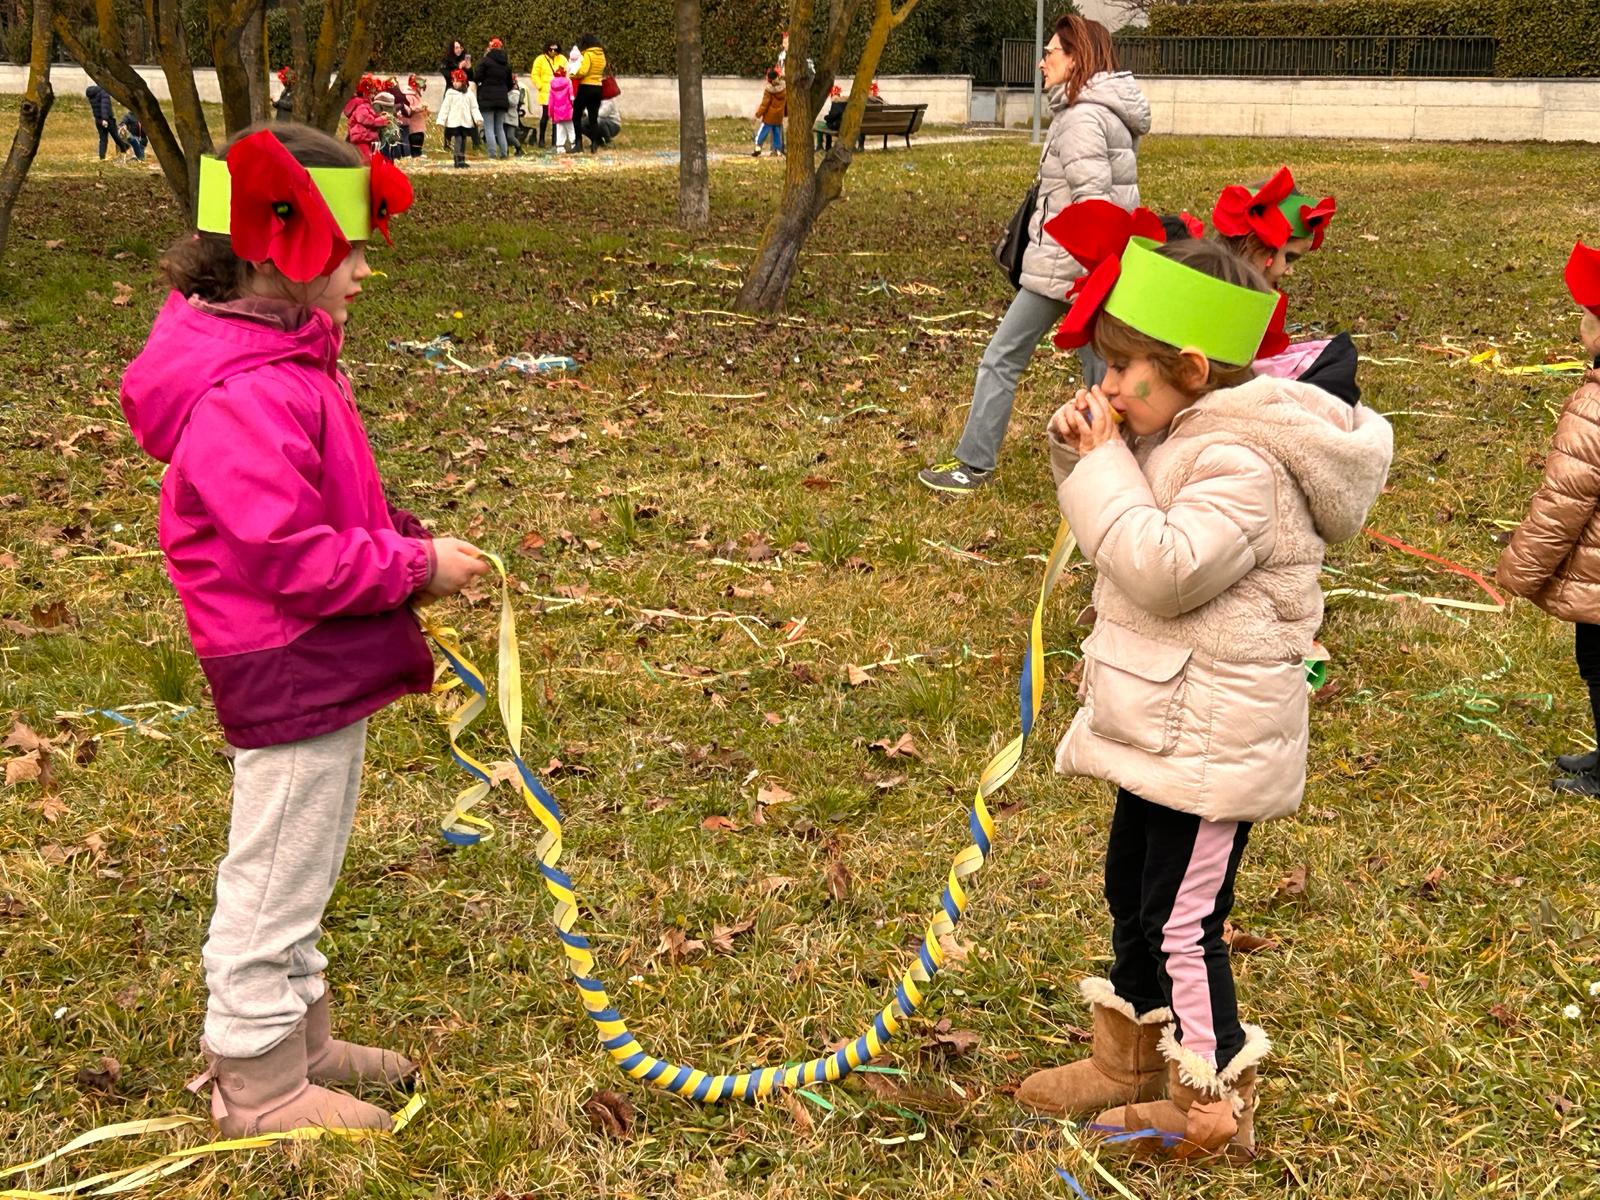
left=1015, top=231, right=1391, bottom=1165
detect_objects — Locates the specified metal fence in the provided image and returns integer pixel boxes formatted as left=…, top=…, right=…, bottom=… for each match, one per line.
left=996, top=35, right=1497, bottom=83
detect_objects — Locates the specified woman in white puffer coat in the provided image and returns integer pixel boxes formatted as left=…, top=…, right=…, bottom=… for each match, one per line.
left=920, top=14, right=1150, bottom=496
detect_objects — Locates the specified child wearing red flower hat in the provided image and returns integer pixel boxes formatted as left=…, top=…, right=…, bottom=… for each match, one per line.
left=342, top=76, right=390, bottom=156
left=1013, top=199, right=1392, bottom=1163
left=1210, top=167, right=1361, bottom=407
left=120, top=124, right=489, bottom=1137
left=1497, top=241, right=1600, bottom=795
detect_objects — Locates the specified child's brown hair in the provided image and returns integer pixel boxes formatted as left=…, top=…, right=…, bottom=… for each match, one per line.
left=1091, top=238, right=1271, bottom=396
left=159, top=122, right=361, bottom=303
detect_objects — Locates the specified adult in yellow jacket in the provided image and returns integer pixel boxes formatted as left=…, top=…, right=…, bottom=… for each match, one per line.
left=572, top=33, right=608, bottom=153
left=529, top=41, right=561, bottom=147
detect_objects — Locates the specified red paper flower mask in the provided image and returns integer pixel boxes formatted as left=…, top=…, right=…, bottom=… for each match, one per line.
left=225, top=129, right=349, bottom=284
left=368, top=152, right=414, bottom=247
left=276, top=66, right=292, bottom=86
left=1568, top=241, right=1600, bottom=316
left=1211, top=166, right=1296, bottom=250
left=1296, top=195, right=1337, bottom=251
left=1179, top=211, right=1205, bottom=239
left=1042, top=199, right=1167, bottom=350
left=1256, top=292, right=1290, bottom=359
left=357, top=74, right=381, bottom=99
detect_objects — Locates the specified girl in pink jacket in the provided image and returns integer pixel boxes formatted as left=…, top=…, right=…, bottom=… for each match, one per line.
left=1012, top=203, right=1392, bottom=1162
left=547, top=63, right=575, bottom=151
left=120, top=123, right=489, bottom=1139
left=341, top=75, right=389, bottom=154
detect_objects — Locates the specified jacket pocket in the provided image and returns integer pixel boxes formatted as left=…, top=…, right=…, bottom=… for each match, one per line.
left=1081, top=623, right=1192, bottom=755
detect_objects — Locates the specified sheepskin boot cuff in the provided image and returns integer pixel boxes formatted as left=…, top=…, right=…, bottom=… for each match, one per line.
left=1014, top=979, right=1171, bottom=1117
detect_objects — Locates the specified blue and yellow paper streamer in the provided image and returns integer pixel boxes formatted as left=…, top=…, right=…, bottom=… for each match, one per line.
left=422, top=523, right=1079, bottom=1101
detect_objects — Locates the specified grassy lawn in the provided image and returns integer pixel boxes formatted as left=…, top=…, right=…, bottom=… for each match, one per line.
left=2, top=94, right=1599, bottom=1199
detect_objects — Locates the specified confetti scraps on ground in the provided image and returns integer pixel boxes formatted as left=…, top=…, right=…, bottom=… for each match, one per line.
left=389, top=336, right=578, bottom=377
left=1419, top=339, right=1588, bottom=376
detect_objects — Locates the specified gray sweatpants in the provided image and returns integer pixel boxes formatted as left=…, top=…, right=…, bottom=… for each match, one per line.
left=954, top=287, right=1106, bottom=473
left=202, top=719, right=368, bottom=1058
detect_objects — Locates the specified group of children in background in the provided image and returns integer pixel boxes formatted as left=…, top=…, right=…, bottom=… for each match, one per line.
left=265, top=36, right=616, bottom=172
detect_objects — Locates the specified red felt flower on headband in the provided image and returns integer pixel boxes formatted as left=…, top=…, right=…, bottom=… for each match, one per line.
left=276, top=66, right=292, bottom=86
left=1567, top=241, right=1600, bottom=316
left=1211, top=166, right=1295, bottom=250
left=368, top=151, right=413, bottom=247
left=226, top=130, right=349, bottom=284
left=1179, top=210, right=1205, bottom=239
left=1042, top=199, right=1167, bottom=350
left=489, top=37, right=503, bottom=49
left=407, top=74, right=421, bottom=92
left=1296, top=195, right=1336, bottom=250
left=357, top=74, right=381, bottom=99
left=1256, top=291, right=1290, bottom=359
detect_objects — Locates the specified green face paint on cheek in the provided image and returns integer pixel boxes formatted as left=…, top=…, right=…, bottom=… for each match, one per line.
left=1133, top=380, right=1151, bottom=401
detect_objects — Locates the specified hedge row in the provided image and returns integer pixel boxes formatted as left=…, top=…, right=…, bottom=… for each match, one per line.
left=1146, top=0, right=1600, bottom=78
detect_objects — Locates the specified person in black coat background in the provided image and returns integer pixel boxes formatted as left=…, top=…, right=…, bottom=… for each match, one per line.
left=86, top=85, right=126, bottom=160
left=473, top=39, right=514, bottom=160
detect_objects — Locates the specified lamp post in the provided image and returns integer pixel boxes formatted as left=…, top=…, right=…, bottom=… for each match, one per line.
left=1031, top=0, right=1044, bottom=144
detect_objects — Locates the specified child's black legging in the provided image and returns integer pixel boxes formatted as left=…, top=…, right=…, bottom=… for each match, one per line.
left=1105, top=787, right=1251, bottom=1071
left=1575, top=623, right=1600, bottom=739
left=539, top=103, right=551, bottom=145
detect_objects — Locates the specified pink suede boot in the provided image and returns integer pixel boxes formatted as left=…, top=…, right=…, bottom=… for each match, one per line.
left=189, top=1021, right=392, bottom=1137
left=303, top=990, right=418, bottom=1090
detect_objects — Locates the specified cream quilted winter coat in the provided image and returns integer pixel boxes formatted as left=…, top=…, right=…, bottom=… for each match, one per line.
left=1050, top=377, right=1393, bottom=823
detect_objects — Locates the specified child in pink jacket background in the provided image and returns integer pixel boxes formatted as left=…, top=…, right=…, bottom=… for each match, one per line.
left=120, top=122, right=488, bottom=1138
left=547, top=63, right=575, bottom=152
left=341, top=76, right=389, bottom=155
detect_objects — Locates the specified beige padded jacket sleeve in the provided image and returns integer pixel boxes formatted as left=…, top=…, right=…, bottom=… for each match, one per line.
left=1062, top=439, right=1277, bottom=619
left=1497, top=387, right=1600, bottom=598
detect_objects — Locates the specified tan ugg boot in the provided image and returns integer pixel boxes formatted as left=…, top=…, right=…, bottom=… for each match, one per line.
left=188, top=1021, right=393, bottom=1137
left=1014, top=978, right=1171, bottom=1116
left=303, top=990, right=418, bottom=1090
left=1091, top=1022, right=1269, bottom=1164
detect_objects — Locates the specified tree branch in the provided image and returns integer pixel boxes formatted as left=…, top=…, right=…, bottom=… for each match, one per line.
left=0, top=0, right=56, bottom=262
left=53, top=6, right=193, bottom=213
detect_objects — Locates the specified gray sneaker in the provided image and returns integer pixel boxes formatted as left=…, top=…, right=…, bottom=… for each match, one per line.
left=917, top=458, right=993, bottom=495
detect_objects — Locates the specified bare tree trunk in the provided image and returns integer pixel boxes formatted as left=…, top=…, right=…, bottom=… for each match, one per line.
left=211, top=0, right=265, bottom=135
left=240, top=3, right=269, bottom=124
left=147, top=0, right=213, bottom=195
left=0, top=0, right=54, bottom=263
left=54, top=4, right=197, bottom=213
left=674, top=0, right=709, bottom=231
left=735, top=0, right=919, bottom=314
left=283, top=0, right=313, bottom=120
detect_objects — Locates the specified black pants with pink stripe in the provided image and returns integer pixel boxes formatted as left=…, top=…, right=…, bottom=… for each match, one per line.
left=1105, top=787, right=1252, bottom=1071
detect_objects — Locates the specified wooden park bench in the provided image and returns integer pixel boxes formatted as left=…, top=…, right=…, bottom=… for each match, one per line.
left=816, top=102, right=928, bottom=151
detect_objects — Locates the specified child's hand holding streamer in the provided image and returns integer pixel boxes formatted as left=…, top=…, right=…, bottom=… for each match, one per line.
left=420, top=537, right=492, bottom=603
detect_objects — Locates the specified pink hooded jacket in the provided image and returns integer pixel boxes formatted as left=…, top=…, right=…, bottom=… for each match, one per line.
left=547, top=74, right=574, bottom=123
left=121, top=292, right=436, bottom=748
left=342, top=95, right=386, bottom=146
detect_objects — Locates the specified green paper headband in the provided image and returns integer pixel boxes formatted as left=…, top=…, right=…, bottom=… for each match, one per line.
left=196, top=155, right=372, bottom=242
left=1278, top=191, right=1316, bottom=239
left=1103, top=239, right=1277, bottom=367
